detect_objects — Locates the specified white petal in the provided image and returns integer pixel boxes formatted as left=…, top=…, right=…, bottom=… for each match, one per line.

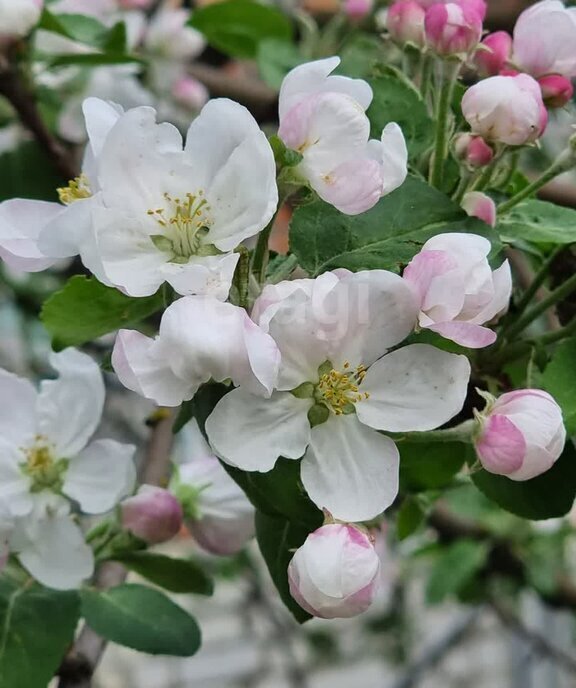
left=379, top=123, right=408, bottom=196
left=301, top=414, right=399, bottom=521
left=0, top=368, right=37, bottom=446
left=82, top=97, right=124, bottom=160
left=185, top=99, right=278, bottom=251
left=279, top=57, right=372, bottom=120
left=0, top=199, right=63, bottom=272
left=0, top=440, right=33, bottom=517
left=37, top=194, right=101, bottom=259
left=112, top=329, right=194, bottom=406
left=16, top=515, right=94, bottom=590
left=357, top=344, right=471, bottom=432
left=64, top=439, right=136, bottom=514
left=38, top=349, right=105, bottom=457
left=160, top=252, right=239, bottom=300
left=173, top=418, right=213, bottom=464
left=206, top=388, right=311, bottom=471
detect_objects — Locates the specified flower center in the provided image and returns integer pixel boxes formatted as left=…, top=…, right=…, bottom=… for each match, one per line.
left=21, top=439, right=68, bottom=493
left=148, top=191, right=215, bottom=263
left=57, top=175, right=92, bottom=205
left=316, top=361, right=370, bottom=415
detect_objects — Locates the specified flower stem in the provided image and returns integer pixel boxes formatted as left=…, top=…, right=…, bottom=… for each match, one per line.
left=390, top=420, right=475, bottom=444
left=268, top=253, right=299, bottom=284
left=251, top=213, right=278, bottom=285
left=429, top=61, right=460, bottom=189
left=497, top=148, right=576, bottom=215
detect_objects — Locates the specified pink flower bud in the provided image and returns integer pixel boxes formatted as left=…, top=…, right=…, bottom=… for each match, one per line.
left=288, top=524, right=380, bottom=619
left=117, top=0, right=154, bottom=8
left=475, top=390, right=566, bottom=481
left=461, top=191, right=496, bottom=227
left=344, top=0, right=373, bottom=21
left=424, top=2, right=483, bottom=56
left=121, top=486, right=183, bottom=545
left=387, top=0, right=426, bottom=46
left=454, top=133, right=494, bottom=168
left=473, top=31, right=512, bottom=77
left=418, top=0, right=487, bottom=20
left=538, top=74, right=574, bottom=109
left=172, top=77, right=210, bottom=112
left=462, top=74, right=548, bottom=145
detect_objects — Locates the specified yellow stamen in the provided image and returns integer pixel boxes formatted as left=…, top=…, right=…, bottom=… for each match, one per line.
left=57, top=175, right=91, bottom=205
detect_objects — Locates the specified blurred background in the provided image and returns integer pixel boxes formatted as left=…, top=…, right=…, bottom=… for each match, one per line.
left=1, top=0, right=575, bottom=686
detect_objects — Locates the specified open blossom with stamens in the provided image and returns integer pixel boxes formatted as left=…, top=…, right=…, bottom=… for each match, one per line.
left=112, top=296, right=281, bottom=406
left=403, top=233, right=511, bottom=348
left=0, top=0, right=43, bottom=39
left=278, top=58, right=408, bottom=215
left=205, top=270, right=470, bottom=522
left=0, top=349, right=136, bottom=589
left=37, top=98, right=278, bottom=300
left=170, top=420, right=255, bottom=555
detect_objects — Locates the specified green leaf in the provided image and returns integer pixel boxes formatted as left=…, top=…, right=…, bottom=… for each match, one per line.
left=38, top=10, right=110, bottom=47
left=366, top=74, right=433, bottom=158
left=269, top=134, right=303, bottom=168
left=337, top=35, right=384, bottom=78
left=0, top=141, right=64, bottom=202
left=541, top=338, right=576, bottom=435
left=397, top=496, right=426, bottom=541
left=41, top=276, right=164, bottom=348
left=257, top=39, right=303, bottom=89
left=81, top=584, right=201, bottom=656
left=290, top=176, right=499, bottom=275
left=255, top=511, right=312, bottom=623
left=472, top=441, right=576, bottom=520
left=113, top=552, right=214, bottom=596
left=399, top=442, right=470, bottom=491
left=48, top=53, right=142, bottom=67
left=189, top=0, right=292, bottom=59
left=0, top=577, right=80, bottom=688
left=426, top=540, right=489, bottom=604
left=498, top=199, right=576, bottom=245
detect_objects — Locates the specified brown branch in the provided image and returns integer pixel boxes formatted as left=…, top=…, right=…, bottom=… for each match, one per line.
left=0, top=54, right=77, bottom=181
left=428, top=503, right=576, bottom=612
left=57, top=409, right=176, bottom=688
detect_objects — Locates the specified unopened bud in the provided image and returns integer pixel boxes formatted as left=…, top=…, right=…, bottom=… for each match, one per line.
left=461, top=191, right=496, bottom=227
left=454, top=133, right=494, bottom=168
left=473, top=31, right=512, bottom=77
left=387, top=0, right=426, bottom=47
left=121, top=485, right=183, bottom=545
left=424, top=1, right=483, bottom=56
left=172, top=77, right=210, bottom=112
left=538, top=74, right=574, bottom=109
left=343, top=0, right=373, bottom=21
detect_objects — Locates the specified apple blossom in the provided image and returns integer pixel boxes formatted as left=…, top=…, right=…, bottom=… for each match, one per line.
left=387, top=0, right=426, bottom=46
left=538, top=74, right=574, bottom=109
left=473, top=31, right=512, bottom=77
left=206, top=270, right=471, bottom=522
left=171, top=420, right=255, bottom=555
left=461, top=74, right=548, bottom=146
left=474, top=390, right=566, bottom=481
left=278, top=58, right=408, bottom=215
left=343, top=0, right=373, bottom=21
left=512, top=0, right=576, bottom=79
left=403, top=233, right=511, bottom=348
left=39, top=97, right=278, bottom=299
left=0, top=349, right=136, bottom=588
left=454, top=133, right=494, bottom=169
left=461, top=192, right=496, bottom=227
left=121, top=485, right=183, bottom=544
left=424, top=1, right=483, bottom=56
left=0, top=0, right=43, bottom=39
left=288, top=523, right=380, bottom=619
left=112, top=296, right=280, bottom=407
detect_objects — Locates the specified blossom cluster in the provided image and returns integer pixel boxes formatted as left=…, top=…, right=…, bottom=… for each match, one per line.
left=0, top=0, right=572, bottom=623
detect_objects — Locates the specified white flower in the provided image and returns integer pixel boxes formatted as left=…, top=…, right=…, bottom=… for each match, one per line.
left=0, top=0, right=43, bottom=39
left=206, top=270, right=471, bottom=522
left=171, top=420, right=255, bottom=555
left=0, top=349, right=136, bottom=588
left=112, top=296, right=281, bottom=406
left=39, top=98, right=278, bottom=300
left=278, top=57, right=408, bottom=215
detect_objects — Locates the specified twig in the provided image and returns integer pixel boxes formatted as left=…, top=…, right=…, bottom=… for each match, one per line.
left=390, top=609, right=480, bottom=688
left=491, top=598, right=576, bottom=675
left=57, top=410, right=176, bottom=688
left=0, top=54, right=77, bottom=181
left=188, top=62, right=277, bottom=110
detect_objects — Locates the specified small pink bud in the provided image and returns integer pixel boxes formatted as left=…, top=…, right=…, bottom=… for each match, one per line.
left=462, top=74, right=548, bottom=146
left=288, top=524, right=380, bottom=619
left=343, top=0, right=373, bottom=21
left=454, top=133, right=494, bottom=168
left=424, top=2, right=483, bottom=56
left=475, top=390, right=565, bottom=481
left=418, top=0, right=487, bottom=19
left=117, top=0, right=154, bottom=8
left=387, top=0, right=426, bottom=47
left=172, top=77, right=210, bottom=112
left=461, top=191, right=496, bottom=227
left=121, top=485, right=183, bottom=545
left=538, top=74, right=574, bottom=109
left=473, top=31, right=512, bottom=77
